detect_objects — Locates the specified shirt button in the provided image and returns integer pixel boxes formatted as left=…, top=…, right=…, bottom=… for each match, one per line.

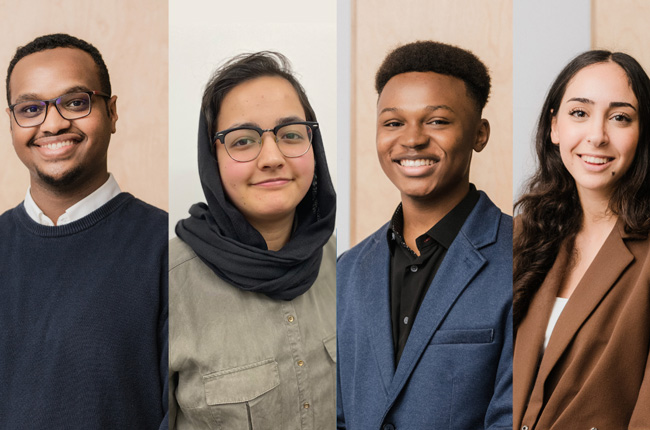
left=303, top=402, right=310, bottom=409
left=403, top=316, right=409, bottom=325
left=297, top=360, right=304, bottom=367
left=287, top=315, right=294, bottom=323
left=410, top=265, right=418, bottom=272
left=383, top=424, right=396, bottom=430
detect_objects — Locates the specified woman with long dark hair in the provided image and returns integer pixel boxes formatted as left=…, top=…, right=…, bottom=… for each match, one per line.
left=514, top=50, right=650, bottom=429
left=168, top=52, right=336, bottom=429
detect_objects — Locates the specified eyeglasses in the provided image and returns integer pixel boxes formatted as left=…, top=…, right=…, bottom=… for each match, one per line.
left=8, top=90, right=111, bottom=128
left=214, top=121, right=318, bottom=162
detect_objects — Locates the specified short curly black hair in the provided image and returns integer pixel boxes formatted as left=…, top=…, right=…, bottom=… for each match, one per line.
left=6, top=33, right=111, bottom=105
left=375, top=40, right=491, bottom=111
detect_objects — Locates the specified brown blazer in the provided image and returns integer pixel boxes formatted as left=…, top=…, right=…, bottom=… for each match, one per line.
left=514, top=220, right=650, bottom=430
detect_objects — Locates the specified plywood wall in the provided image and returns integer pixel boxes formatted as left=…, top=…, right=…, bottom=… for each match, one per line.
left=592, top=0, right=650, bottom=73
left=0, top=0, right=168, bottom=213
left=349, top=0, right=513, bottom=246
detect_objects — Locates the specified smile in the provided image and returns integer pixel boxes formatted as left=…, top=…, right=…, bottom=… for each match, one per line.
left=399, top=159, right=436, bottom=167
left=253, top=178, right=292, bottom=187
left=39, top=140, right=76, bottom=150
left=579, top=155, right=613, bottom=165
left=32, top=132, right=84, bottom=149
left=31, top=134, right=84, bottom=160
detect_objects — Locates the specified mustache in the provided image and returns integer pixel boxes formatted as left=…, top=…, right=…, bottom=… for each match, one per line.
left=28, top=129, right=86, bottom=147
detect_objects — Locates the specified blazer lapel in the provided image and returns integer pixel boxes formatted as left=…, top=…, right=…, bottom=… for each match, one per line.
left=531, top=222, right=634, bottom=408
left=389, top=233, right=486, bottom=397
left=514, top=246, right=569, bottom=425
left=387, top=194, right=498, bottom=402
left=359, top=233, right=396, bottom=391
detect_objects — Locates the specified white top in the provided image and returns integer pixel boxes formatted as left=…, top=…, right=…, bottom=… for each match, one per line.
left=544, top=297, right=569, bottom=350
left=23, top=173, right=122, bottom=226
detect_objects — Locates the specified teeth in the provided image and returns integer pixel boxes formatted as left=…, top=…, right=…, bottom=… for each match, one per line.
left=43, top=141, right=74, bottom=150
left=400, top=159, right=434, bottom=167
left=581, top=155, right=609, bottom=165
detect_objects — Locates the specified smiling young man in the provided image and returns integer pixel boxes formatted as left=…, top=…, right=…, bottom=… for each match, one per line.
left=0, top=34, right=168, bottom=429
left=337, top=41, right=513, bottom=429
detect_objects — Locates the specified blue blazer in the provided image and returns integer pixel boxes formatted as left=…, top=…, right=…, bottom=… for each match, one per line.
left=337, top=192, right=512, bottom=429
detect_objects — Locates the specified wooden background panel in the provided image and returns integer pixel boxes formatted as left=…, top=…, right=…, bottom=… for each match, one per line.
left=350, top=0, right=512, bottom=246
left=0, top=0, right=168, bottom=213
left=592, top=0, right=650, bottom=72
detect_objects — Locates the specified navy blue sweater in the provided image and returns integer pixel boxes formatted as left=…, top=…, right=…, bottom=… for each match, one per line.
left=0, top=193, right=168, bottom=429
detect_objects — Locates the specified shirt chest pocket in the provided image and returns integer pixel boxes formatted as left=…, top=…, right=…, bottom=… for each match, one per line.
left=203, top=358, right=282, bottom=430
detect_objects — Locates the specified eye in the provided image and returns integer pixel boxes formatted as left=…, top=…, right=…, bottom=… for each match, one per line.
left=611, top=113, right=632, bottom=123
left=384, top=120, right=403, bottom=127
left=17, top=102, right=45, bottom=118
left=280, top=132, right=304, bottom=141
left=230, top=137, right=258, bottom=148
left=61, top=97, right=90, bottom=112
left=66, top=98, right=88, bottom=107
left=427, top=119, right=450, bottom=126
left=569, top=108, right=587, bottom=118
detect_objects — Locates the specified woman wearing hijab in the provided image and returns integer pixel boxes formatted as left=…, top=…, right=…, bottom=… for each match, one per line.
left=513, top=50, right=650, bottom=429
left=169, top=52, right=336, bottom=429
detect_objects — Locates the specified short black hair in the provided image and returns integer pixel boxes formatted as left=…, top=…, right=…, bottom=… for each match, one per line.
left=6, top=33, right=111, bottom=104
left=202, top=51, right=316, bottom=138
left=375, top=40, right=491, bottom=110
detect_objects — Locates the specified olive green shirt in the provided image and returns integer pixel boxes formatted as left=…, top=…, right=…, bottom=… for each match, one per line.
left=169, top=236, right=336, bottom=429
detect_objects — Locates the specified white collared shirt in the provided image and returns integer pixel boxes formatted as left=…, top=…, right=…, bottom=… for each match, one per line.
left=23, top=173, right=122, bottom=226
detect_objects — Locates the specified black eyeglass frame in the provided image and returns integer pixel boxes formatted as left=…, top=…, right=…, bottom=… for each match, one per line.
left=8, top=90, right=111, bottom=128
left=214, top=121, right=319, bottom=162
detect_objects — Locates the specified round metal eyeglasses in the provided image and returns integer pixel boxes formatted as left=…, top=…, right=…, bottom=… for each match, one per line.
left=214, top=121, right=318, bottom=162
left=8, top=90, right=111, bottom=128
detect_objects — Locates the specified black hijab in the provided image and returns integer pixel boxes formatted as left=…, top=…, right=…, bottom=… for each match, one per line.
left=176, top=113, right=336, bottom=300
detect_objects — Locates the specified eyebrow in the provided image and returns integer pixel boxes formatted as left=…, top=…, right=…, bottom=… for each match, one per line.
left=275, top=115, right=305, bottom=126
left=13, top=85, right=93, bottom=104
left=379, top=104, right=454, bottom=115
left=227, top=116, right=306, bottom=130
left=567, top=97, right=637, bottom=111
left=228, top=121, right=260, bottom=129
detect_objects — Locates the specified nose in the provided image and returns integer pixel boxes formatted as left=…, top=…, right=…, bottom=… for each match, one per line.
left=586, top=116, right=608, bottom=147
left=256, top=132, right=285, bottom=169
left=40, top=102, right=71, bottom=134
left=401, top=123, right=428, bottom=149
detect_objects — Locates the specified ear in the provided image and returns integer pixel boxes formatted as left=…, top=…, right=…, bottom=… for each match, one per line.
left=108, top=95, right=118, bottom=134
left=473, top=119, right=490, bottom=153
left=550, top=109, right=559, bottom=145
left=6, top=107, right=12, bottom=131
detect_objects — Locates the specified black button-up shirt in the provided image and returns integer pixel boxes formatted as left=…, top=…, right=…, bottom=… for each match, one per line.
left=388, top=184, right=479, bottom=364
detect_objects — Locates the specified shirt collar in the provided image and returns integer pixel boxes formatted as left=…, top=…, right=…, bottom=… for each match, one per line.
left=24, top=173, right=122, bottom=226
left=387, top=183, right=480, bottom=252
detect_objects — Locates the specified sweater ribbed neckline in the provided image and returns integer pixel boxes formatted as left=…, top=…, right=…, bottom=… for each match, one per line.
left=13, top=192, right=134, bottom=238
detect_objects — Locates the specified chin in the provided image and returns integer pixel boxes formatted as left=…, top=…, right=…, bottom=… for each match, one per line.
left=396, top=182, right=441, bottom=200
left=36, top=166, right=84, bottom=189
left=247, top=204, right=296, bottom=222
left=403, top=192, right=439, bottom=202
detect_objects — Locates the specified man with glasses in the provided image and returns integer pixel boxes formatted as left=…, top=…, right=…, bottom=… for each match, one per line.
left=0, top=34, right=168, bottom=429
left=337, top=41, right=512, bottom=429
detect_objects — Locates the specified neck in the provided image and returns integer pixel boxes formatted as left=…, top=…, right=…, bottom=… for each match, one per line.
left=401, top=182, right=469, bottom=253
left=248, top=212, right=295, bottom=251
left=577, top=188, right=618, bottom=238
left=30, top=172, right=109, bottom=225
left=578, top=188, right=617, bottom=231
left=580, top=207, right=617, bottom=237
